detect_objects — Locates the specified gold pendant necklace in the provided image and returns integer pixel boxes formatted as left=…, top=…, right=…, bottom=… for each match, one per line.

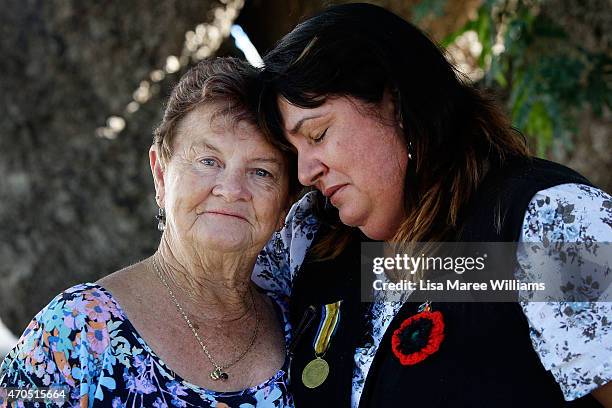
left=152, top=256, right=259, bottom=381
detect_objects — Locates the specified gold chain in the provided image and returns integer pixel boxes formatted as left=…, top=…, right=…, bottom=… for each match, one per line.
left=151, top=256, right=259, bottom=381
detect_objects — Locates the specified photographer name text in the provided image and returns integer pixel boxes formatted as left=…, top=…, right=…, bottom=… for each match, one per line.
left=372, top=279, right=546, bottom=292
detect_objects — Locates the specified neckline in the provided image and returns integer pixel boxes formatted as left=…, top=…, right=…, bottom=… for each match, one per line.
left=78, top=282, right=291, bottom=396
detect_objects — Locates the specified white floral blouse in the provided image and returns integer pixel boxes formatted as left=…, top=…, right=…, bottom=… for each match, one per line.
left=253, top=184, right=612, bottom=406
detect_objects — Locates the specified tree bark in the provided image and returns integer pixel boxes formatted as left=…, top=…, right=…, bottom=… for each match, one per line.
left=0, top=0, right=233, bottom=334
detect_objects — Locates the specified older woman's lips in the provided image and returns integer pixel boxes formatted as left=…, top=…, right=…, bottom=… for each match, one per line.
left=204, top=210, right=248, bottom=221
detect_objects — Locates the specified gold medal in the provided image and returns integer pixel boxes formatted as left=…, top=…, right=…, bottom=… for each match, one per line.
left=301, top=357, right=330, bottom=388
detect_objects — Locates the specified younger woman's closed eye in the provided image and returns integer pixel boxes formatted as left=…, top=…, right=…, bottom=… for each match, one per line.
left=310, top=127, right=329, bottom=144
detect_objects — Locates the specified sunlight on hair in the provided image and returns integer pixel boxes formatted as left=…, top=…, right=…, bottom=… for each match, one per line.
left=96, top=0, right=245, bottom=140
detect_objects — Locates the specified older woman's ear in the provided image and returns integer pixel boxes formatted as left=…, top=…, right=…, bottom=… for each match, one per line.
left=149, top=145, right=166, bottom=208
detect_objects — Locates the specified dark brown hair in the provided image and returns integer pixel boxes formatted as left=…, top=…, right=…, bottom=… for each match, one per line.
left=154, top=57, right=301, bottom=200
left=259, top=4, right=529, bottom=258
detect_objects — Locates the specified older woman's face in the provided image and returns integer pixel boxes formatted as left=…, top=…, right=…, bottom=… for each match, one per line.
left=153, top=104, right=289, bottom=253
left=279, top=95, right=408, bottom=240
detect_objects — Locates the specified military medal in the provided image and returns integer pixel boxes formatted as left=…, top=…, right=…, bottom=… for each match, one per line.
left=302, top=300, right=342, bottom=388
left=301, top=357, right=330, bottom=388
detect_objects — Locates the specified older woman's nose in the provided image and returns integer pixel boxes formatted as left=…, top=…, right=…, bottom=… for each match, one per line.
left=297, top=154, right=327, bottom=187
left=212, top=171, right=252, bottom=201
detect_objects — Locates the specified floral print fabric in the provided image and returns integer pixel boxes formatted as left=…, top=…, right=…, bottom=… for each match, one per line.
left=519, top=183, right=612, bottom=401
left=0, top=284, right=292, bottom=408
left=253, top=185, right=612, bottom=406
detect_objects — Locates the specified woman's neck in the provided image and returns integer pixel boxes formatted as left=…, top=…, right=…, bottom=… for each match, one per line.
left=153, top=239, right=257, bottom=321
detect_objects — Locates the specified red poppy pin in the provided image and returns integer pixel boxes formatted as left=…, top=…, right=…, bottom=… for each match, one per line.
left=391, top=303, right=445, bottom=366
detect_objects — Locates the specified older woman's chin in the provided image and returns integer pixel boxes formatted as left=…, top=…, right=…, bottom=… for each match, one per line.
left=193, top=232, right=251, bottom=251
left=189, top=225, right=261, bottom=253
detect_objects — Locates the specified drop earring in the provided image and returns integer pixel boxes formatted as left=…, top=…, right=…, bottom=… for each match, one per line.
left=156, top=208, right=166, bottom=232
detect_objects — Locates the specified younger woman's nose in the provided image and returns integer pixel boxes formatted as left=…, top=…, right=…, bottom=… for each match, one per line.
left=297, top=154, right=327, bottom=187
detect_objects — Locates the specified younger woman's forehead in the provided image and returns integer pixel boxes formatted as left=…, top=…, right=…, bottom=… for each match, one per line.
left=278, top=98, right=325, bottom=133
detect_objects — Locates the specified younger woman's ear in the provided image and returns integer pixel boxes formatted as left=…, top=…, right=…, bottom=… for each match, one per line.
left=149, top=145, right=165, bottom=208
left=385, top=87, right=403, bottom=129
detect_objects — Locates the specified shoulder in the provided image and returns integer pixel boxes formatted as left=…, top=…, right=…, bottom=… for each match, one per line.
left=518, top=183, right=610, bottom=302
left=253, top=192, right=321, bottom=295
left=0, top=283, right=126, bottom=397
left=282, top=191, right=322, bottom=266
left=23, top=283, right=124, bottom=354
left=2, top=282, right=128, bottom=374
left=522, top=183, right=611, bottom=242
left=285, top=190, right=320, bottom=235
left=517, top=183, right=612, bottom=400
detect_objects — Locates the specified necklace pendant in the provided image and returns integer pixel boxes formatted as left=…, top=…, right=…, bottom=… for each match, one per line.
left=210, top=367, right=229, bottom=381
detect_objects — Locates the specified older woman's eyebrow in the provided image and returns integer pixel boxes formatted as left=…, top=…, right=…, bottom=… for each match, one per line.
left=289, top=115, right=323, bottom=134
left=190, top=140, right=221, bottom=153
left=249, top=157, right=283, bottom=166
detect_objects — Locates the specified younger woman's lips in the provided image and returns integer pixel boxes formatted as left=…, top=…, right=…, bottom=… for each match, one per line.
left=329, top=184, right=347, bottom=205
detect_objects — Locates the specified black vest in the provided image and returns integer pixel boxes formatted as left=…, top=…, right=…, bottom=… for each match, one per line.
left=287, top=158, right=602, bottom=407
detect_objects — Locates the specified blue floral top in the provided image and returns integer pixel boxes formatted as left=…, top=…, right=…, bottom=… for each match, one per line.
left=253, top=184, right=612, bottom=406
left=0, top=283, right=293, bottom=408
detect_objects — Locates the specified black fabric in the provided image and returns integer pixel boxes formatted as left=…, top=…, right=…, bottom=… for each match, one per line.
left=359, top=158, right=601, bottom=408
left=288, top=157, right=603, bottom=407
left=288, top=226, right=370, bottom=407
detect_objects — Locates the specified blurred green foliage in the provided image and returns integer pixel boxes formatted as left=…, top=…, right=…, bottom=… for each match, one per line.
left=434, top=0, right=611, bottom=156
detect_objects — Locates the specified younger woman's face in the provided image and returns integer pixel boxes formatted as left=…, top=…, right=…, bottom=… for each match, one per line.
left=278, top=94, right=408, bottom=240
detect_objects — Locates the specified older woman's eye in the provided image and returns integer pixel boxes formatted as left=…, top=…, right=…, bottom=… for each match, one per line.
left=311, top=128, right=328, bottom=144
left=200, top=158, right=218, bottom=167
left=254, top=168, right=272, bottom=178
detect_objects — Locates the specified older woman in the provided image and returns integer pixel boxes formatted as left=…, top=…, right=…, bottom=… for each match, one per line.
left=253, top=3, right=612, bottom=408
left=0, top=58, right=299, bottom=407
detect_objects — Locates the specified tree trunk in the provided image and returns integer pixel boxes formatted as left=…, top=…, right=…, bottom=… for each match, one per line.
left=0, top=0, right=238, bottom=334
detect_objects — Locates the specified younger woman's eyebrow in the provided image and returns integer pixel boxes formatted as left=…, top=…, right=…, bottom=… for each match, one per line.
left=289, top=115, right=323, bottom=134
